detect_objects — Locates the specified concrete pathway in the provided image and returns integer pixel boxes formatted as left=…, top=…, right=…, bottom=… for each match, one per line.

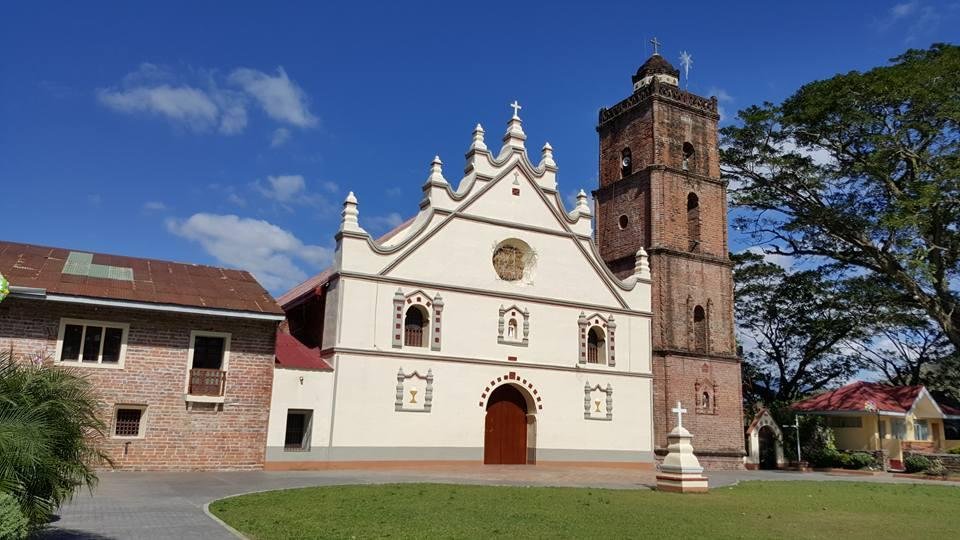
left=38, top=466, right=957, bottom=539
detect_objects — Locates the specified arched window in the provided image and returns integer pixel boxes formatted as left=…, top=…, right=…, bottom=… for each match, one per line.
left=587, top=326, right=607, bottom=365
left=507, top=318, right=518, bottom=339
left=620, top=148, right=632, bottom=178
left=702, top=392, right=711, bottom=409
left=682, top=142, right=695, bottom=171
left=693, top=305, right=707, bottom=353
left=404, top=306, right=429, bottom=347
left=687, top=193, right=701, bottom=252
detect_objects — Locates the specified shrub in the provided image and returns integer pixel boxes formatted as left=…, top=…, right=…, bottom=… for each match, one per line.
left=904, top=454, right=932, bottom=473
left=807, top=447, right=843, bottom=468
left=925, top=458, right=947, bottom=477
left=0, top=493, right=28, bottom=540
left=844, top=452, right=877, bottom=470
left=0, top=354, right=111, bottom=527
left=948, top=447, right=960, bottom=455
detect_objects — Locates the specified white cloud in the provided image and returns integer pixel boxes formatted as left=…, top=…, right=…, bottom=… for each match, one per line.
left=143, top=201, right=167, bottom=212
left=98, top=63, right=316, bottom=135
left=707, top=87, right=734, bottom=122
left=271, top=127, right=291, bottom=148
left=365, top=212, right=405, bottom=234
left=876, top=1, right=940, bottom=41
left=320, top=180, right=339, bottom=194
left=742, top=246, right=793, bottom=270
left=98, top=85, right=220, bottom=132
left=229, top=67, right=317, bottom=128
left=166, top=213, right=331, bottom=292
left=252, top=175, right=335, bottom=213
left=256, top=175, right=307, bottom=203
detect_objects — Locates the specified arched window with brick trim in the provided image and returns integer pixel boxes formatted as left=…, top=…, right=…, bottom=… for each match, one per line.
left=693, top=305, right=707, bottom=353
left=687, top=193, right=701, bottom=252
left=404, top=305, right=429, bottom=348
left=682, top=142, right=695, bottom=171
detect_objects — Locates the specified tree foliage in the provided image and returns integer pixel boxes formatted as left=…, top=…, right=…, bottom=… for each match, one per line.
left=722, top=44, right=960, bottom=351
left=0, top=352, right=110, bottom=528
left=734, top=252, right=868, bottom=405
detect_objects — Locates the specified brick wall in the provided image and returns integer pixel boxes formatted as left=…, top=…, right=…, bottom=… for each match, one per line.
left=0, top=297, right=276, bottom=471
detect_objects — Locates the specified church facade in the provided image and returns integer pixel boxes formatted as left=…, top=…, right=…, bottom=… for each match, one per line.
left=268, top=106, right=656, bottom=468
left=267, top=52, right=743, bottom=470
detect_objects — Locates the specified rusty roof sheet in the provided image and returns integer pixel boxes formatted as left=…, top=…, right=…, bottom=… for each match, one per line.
left=0, top=240, right=283, bottom=315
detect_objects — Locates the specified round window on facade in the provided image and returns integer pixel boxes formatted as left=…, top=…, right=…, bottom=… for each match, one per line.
left=492, top=239, right=535, bottom=282
left=618, top=215, right=629, bottom=230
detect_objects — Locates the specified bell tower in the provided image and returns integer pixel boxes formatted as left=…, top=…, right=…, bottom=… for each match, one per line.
left=594, top=48, right=745, bottom=468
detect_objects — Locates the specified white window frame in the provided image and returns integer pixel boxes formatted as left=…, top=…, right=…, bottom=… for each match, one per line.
left=184, top=330, right=232, bottom=395
left=283, top=409, right=314, bottom=452
left=55, top=318, right=129, bottom=369
left=112, top=404, right=147, bottom=439
left=914, top=419, right=930, bottom=441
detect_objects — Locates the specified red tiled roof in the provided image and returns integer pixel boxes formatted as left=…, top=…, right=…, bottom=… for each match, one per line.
left=791, top=381, right=924, bottom=414
left=277, top=216, right=415, bottom=308
left=0, top=240, right=283, bottom=315
left=275, top=331, right=332, bottom=370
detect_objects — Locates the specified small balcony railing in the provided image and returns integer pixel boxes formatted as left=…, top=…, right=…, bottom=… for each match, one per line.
left=188, top=368, right=226, bottom=396
left=404, top=326, right=423, bottom=347
left=587, top=345, right=599, bottom=364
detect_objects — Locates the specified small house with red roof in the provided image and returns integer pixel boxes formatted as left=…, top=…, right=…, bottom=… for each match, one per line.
left=791, top=381, right=960, bottom=469
left=0, top=240, right=285, bottom=470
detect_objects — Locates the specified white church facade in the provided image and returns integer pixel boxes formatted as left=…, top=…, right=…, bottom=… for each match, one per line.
left=266, top=105, right=657, bottom=468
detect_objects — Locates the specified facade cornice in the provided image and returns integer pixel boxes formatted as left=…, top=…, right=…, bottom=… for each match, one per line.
left=597, top=79, right=719, bottom=130
left=330, top=346, right=654, bottom=378
left=646, top=247, right=734, bottom=268
left=652, top=348, right=741, bottom=363
left=339, top=270, right=653, bottom=317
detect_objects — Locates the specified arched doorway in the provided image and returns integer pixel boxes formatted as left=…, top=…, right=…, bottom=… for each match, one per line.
left=484, top=385, right=528, bottom=464
left=759, top=425, right=777, bottom=470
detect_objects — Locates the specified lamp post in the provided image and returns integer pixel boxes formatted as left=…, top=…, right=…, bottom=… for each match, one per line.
left=785, top=415, right=801, bottom=468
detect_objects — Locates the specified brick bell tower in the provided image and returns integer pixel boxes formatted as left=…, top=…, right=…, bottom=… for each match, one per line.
left=594, top=49, right=745, bottom=468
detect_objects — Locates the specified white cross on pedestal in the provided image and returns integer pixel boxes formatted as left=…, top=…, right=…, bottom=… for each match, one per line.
left=510, top=100, right=522, bottom=118
left=672, top=400, right=687, bottom=428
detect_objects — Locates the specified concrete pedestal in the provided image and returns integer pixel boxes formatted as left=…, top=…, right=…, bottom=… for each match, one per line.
left=656, top=426, right=709, bottom=493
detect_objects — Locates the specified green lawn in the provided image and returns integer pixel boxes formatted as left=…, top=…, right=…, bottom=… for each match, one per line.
left=209, top=481, right=959, bottom=539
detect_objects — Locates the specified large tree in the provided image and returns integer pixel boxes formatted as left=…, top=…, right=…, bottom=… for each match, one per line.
left=734, top=252, right=868, bottom=405
left=721, top=44, right=960, bottom=351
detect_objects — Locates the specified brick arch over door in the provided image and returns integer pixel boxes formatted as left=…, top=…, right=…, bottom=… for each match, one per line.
left=478, top=372, right=543, bottom=411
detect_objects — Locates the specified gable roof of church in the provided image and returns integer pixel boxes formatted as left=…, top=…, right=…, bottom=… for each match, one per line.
left=0, top=239, right=283, bottom=318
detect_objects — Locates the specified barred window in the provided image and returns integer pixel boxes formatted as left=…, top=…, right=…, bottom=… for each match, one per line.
left=114, top=407, right=145, bottom=438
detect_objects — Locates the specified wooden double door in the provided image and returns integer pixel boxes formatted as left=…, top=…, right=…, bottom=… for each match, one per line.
left=484, top=385, right=528, bottom=464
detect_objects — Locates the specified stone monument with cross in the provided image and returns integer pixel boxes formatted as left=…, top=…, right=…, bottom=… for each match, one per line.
left=656, top=401, right=709, bottom=493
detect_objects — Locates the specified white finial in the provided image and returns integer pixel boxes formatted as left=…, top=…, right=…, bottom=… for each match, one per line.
left=340, top=191, right=364, bottom=233
left=426, top=155, right=447, bottom=185
left=540, top=142, right=556, bottom=168
left=672, top=400, right=687, bottom=428
left=634, top=247, right=650, bottom=279
left=576, top=189, right=590, bottom=213
left=471, top=123, right=487, bottom=151
left=500, top=102, right=527, bottom=156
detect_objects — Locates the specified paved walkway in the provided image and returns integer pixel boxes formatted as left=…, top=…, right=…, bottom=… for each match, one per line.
left=38, top=466, right=957, bottom=539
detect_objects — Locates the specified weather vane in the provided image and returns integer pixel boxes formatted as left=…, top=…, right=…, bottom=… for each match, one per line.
left=679, top=51, right=693, bottom=89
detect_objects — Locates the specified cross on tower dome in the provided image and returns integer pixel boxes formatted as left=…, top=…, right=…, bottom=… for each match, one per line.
left=510, top=100, right=522, bottom=118
left=650, top=36, right=662, bottom=56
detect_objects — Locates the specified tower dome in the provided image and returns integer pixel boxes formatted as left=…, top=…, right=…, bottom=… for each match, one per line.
left=631, top=54, right=680, bottom=91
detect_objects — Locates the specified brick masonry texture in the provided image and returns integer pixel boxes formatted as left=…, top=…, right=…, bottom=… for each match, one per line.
left=0, top=297, right=276, bottom=471
left=597, top=79, right=744, bottom=468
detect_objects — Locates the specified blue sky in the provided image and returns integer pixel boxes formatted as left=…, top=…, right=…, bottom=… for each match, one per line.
left=1, top=1, right=957, bottom=293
